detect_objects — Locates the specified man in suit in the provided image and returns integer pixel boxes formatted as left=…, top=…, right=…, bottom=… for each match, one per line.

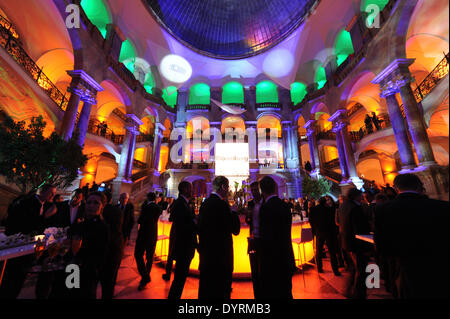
left=245, top=181, right=263, bottom=298
left=0, top=184, right=56, bottom=299
left=309, top=196, right=341, bottom=276
left=374, top=174, right=449, bottom=298
left=100, top=190, right=124, bottom=299
left=258, top=176, right=296, bottom=299
left=35, top=188, right=85, bottom=299
left=119, top=193, right=134, bottom=247
left=197, top=176, right=240, bottom=299
left=168, top=181, right=197, bottom=299
left=134, top=192, right=162, bottom=290
left=338, top=188, right=372, bottom=299
left=51, top=189, right=85, bottom=228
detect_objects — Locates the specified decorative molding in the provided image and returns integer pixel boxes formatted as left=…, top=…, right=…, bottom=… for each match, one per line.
left=371, top=59, right=415, bottom=97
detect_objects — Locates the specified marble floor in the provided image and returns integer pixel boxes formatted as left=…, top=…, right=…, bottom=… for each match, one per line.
left=18, top=225, right=391, bottom=300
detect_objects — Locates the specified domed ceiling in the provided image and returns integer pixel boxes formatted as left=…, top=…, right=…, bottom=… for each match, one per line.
left=144, top=0, right=319, bottom=59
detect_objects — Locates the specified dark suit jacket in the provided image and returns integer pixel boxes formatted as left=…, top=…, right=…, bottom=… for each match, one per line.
left=309, top=204, right=338, bottom=238
left=6, top=194, right=45, bottom=235
left=72, top=216, right=110, bottom=277
left=338, top=199, right=372, bottom=253
left=137, top=201, right=162, bottom=242
left=120, top=203, right=134, bottom=239
left=170, top=196, right=197, bottom=261
left=259, top=196, right=296, bottom=278
left=374, top=193, right=449, bottom=298
left=103, top=204, right=124, bottom=252
left=246, top=199, right=256, bottom=236
left=50, top=200, right=85, bottom=228
left=198, top=194, right=240, bottom=274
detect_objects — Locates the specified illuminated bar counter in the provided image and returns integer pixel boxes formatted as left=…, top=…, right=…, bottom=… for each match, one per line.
left=155, top=216, right=314, bottom=279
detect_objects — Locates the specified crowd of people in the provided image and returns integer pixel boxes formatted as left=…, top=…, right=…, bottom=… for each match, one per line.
left=0, top=173, right=448, bottom=299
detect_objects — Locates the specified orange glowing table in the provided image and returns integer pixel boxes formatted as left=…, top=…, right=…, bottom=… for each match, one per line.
left=156, top=218, right=314, bottom=279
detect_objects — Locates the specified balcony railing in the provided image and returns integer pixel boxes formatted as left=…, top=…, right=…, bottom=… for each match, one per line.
left=87, top=119, right=124, bottom=144
left=399, top=52, right=449, bottom=118
left=256, top=102, right=281, bottom=110
left=0, top=14, right=69, bottom=112
left=0, top=14, right=19, bottom=39
left=347, top=102, right=365, bottom=118
left=133, top=159, right=147, bottom=170
left=136, top=133, right=154, bottom=143
left=186, top=104, right=211, bottom=111
left=316, top=130, right=336, bottom=140
left=349, top=114, right=391, bottom=142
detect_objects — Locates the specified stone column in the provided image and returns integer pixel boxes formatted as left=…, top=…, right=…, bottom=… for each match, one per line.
left=152, top=122, right=165, bottom=172
left=329, top=109, right=363, bottom=188
left=294, top=125, right=303, bottom=170
left=372, top=59, right=417, bottom=170
left=245, top=122, right=258, bottom=166
left=304, top=120, right=321, bottom=175
left=60, top=70, right=103, bottom=143
left=112, top=114, right=143, bottom=202
left=60, top=77, right=83, bottom=141
left=332, top=122, right=349, bottom=180
left=397, top=70, right=436, bottom=166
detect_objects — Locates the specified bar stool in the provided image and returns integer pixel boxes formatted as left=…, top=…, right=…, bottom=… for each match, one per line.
left=292, top=225, right=317, bottom=287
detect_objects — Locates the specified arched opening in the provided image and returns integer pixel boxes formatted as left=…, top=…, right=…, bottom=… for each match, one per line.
left=257, top=115, right=283, bottom=166
left=315, top=112, right=331, bottom=131
left=291, top=82, right=307, bottom=106
left=334, top=29, right=354, bottom=67
left=256, top=81, right=278, bottom=104
left=314, top=65, right=327, bottom=90
left=189, top=83, right=210, bottom=105
left=80, top=0, right=112, bottom=38
left=186, top=116, right=210, bottom=163
left=221, top=116, right=246, bottom=141
left=297, top=116, right=307, bottom=138
left=119, top=39, right=137, bottom=74
left=95, top=81, right=128, bottom=136
left=222, top=81, right=244, bottom=104
left=162, top=86, right=178, bottom=108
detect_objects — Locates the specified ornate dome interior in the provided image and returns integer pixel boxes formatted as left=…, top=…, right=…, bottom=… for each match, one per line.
left=144, top=0, right=319, bottom=59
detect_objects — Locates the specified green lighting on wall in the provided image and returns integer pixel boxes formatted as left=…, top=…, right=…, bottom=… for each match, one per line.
left=119, top=39, right=137, bottom=74
left=315, top=66, right=327, bottom=90
left=290, top=82, right=307, bottom=105
left=361, top=0, right=389, bottom=26
left=143, top=73, right=155, bottom=94
left=80, top=0, right=111, bottom=39
left=335, top=29, right=354, bottom=67
left=256, top=81, right=278, bottom=104
left=222, top=82, right=244, bottom=104
left=189, top=83, right=210, bottom=105
left=163, top=86, right=178, bottom=108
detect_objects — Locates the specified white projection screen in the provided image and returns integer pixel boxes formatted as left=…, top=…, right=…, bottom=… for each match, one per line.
left=214, top=143, right=249, bottom=187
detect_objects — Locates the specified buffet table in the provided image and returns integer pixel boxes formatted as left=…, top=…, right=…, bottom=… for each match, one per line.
left=0, top=240, right=40, bottom=286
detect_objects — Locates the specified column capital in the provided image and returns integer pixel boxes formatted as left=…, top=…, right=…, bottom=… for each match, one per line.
left=304, top=119, right=317, bottom=135
left=67, top=70, right=103, bottom=104
left=124, top=114, right=143, bottom=135
left=329, top=109, right=350, bottom=131
left=371, top=59, right=415, bottom=97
